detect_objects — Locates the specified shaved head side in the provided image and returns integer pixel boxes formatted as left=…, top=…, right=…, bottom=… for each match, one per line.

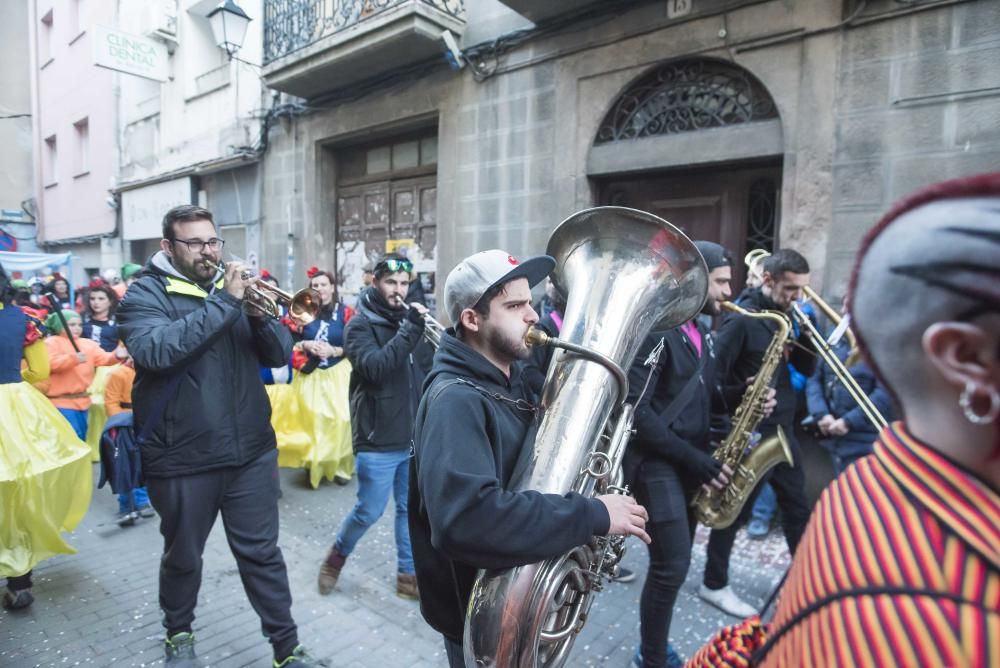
left=848, top=174, right=1000, bottom=406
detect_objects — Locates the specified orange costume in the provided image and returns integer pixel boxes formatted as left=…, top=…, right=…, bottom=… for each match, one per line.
left=104, top=364, right=136, bottom=417
left=44, top=336, right=119, bottom=411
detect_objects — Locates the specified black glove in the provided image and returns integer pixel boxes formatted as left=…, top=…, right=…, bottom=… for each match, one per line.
left=670, top=441, right=723, bottom=485
left=406, top=305, right=426, bottom=326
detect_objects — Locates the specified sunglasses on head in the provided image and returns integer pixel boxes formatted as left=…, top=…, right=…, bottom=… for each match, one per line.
left=376, top=258, right=413, bottom=274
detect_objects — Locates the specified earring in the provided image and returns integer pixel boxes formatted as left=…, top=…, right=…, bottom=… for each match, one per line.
left=959, top=381, right=1000, bottom=425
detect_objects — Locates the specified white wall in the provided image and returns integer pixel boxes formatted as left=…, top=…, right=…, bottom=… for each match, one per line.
left=118, top=0, right=266, bottom=182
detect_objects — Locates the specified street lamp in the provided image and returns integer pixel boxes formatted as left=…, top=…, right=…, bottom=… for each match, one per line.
left=207, top=0, right=252, bottom=59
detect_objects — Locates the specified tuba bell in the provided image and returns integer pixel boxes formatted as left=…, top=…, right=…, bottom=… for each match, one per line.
left=463, top=207, right=709, bottom=667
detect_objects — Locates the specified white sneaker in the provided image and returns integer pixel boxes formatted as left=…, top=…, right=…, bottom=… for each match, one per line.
left=698, top=584, right=757, bottom=618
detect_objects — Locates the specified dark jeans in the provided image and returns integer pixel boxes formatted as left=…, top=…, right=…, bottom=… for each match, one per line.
left=444, top=635, right=464, bottom=668
left=6, top=571, right=32, bottom=590
left=704, top=425, right=811, bottom=590
left=634, top=458, right=698, bottom=668
left=146, top=449, right=298, bottom=658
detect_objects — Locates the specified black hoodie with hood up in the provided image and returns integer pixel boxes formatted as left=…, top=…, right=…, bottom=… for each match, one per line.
left=408, top=332, right=611, bottom=641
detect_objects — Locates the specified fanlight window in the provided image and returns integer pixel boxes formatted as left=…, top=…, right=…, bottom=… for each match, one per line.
left=596, top=59, right=777, bottom=144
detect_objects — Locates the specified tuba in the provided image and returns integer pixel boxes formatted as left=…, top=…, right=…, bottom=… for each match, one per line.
left=463, top=207, right=708, bottom=667
left=690, top=301, right=794, bottom=529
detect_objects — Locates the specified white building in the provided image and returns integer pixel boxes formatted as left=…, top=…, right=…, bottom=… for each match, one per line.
left=115, top=0, right=268, bottom=271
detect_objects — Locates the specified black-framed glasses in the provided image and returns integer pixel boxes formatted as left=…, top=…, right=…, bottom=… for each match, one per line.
left=172, top=237, right=225, bottom=252
left=376, top=258, right=413, bottom=274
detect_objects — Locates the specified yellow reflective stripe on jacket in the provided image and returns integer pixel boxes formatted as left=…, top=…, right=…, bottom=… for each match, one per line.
left=164, top=276, right=225, bottom=299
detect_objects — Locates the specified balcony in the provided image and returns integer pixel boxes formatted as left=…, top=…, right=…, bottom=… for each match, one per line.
left=263, top=0, right=465, bottom=100
left=494, top=0, right=599, bottom=25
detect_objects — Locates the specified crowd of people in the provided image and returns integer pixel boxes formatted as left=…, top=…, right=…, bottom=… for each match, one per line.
left=2, top=173, right=997, bottom=668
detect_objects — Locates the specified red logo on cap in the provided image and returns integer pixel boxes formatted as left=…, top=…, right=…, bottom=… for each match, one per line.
left=507, top=255, right=518, bottom=265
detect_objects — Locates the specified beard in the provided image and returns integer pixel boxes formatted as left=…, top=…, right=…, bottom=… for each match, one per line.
left=486, top=321, right=532, bottom=362
left=176, top=255, right=218, bottom=283
left=701, top=299, right=722, bottom=317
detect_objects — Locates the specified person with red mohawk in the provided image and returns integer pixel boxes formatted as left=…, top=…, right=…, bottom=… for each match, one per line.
left=689, top=173, right=1000, bottom=667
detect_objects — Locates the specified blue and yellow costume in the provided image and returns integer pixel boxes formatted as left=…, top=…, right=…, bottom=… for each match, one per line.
left=0, top=301, right=92, bottom=601
left=289, top=303, right=354, bottom=488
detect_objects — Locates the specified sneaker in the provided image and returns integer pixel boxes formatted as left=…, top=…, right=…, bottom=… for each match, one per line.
left=274, top=645, right=328, bottom=667
left=2, top=587, right=34, bottom=610
left=164, top=631, right=202, bottom=667
left=612, top=566, right=637, bottom=583
left=317, top=546, right=346, bottom=595
left=116, top=510, right=138, bottom=527
left=698, top=584, right=757, bottom=618
left=136, top=504, right=157, bottom=519
left=396, top=573, right=419, bottom=600
left=747, top=518, right=770, bottom=540
left=333, top=476, right=350, bottom=486
left=631, top=643, right=684, bottom=668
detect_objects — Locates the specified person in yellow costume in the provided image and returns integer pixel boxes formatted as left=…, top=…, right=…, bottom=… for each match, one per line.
left=0, top=264, right=93, bottom=610
left=290, top=267, right=354, bottom=488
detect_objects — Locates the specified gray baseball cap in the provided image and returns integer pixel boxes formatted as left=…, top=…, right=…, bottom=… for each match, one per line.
left=444, top=249, right=555, bottom=324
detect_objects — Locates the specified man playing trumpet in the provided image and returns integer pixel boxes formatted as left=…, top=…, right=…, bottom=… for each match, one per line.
left=117, top=205, right=322, bottom=668
left=317, top=254, right=433, bottom=600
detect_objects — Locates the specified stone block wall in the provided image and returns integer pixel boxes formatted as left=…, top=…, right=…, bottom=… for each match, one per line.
left=826, top=0, right=1000, bottom=298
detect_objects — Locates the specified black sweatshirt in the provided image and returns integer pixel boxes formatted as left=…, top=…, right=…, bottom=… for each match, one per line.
left=713, top=288, right=816, bottom=428
left=408, top=332, right=611, bottom=640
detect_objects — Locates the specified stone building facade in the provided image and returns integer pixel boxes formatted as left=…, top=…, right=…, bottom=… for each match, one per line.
left=259, top=0, right=1000, bottom=315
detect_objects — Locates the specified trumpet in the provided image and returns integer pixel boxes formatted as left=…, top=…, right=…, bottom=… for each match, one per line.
left=399, top=300, right=446, bottom=349
left=214, top=262, right=320, bottom=327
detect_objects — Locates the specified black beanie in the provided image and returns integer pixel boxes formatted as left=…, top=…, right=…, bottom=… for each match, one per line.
left=694, top=241, right=732, bottom=272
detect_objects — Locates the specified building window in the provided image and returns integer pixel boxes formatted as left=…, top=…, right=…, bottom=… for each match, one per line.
left=362, top=137, right=438, bottom=177
left=39, top=9, right=54, bottom=64
left=44, top=135, right=57, bottom=185
left=74, top=118, right=89, bottom=176
left=595, top=58, right=778, bottom=144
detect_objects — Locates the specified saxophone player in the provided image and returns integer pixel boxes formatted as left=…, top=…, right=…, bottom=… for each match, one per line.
left=698, top=249, right=816, bottom=618
left=625, top=241, right=772, bottom=668
left=408, top=250, right=651, bottom=668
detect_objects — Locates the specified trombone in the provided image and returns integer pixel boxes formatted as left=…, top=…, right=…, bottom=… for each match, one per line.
left=214, top=262, right=321, bottom=327
left=743, top=251, right=887, bottom=430
left=791, top=301, right=887, bottom=430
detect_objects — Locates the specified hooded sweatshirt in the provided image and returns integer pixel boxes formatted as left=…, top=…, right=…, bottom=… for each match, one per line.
left=408, top=332, right=611, bottom=641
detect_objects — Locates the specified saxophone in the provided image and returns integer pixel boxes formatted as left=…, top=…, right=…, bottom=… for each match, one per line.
left=691, top=301, right=794, bottom=529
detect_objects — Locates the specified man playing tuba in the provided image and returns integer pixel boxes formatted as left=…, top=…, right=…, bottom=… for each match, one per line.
left=408, top=249, right=651, bottom=667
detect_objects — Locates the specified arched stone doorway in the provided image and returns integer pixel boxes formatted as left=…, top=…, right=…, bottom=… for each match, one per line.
left=588, top=58, right=783, bottom=288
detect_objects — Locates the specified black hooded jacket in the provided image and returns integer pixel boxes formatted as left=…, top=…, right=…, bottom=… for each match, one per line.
left=343, top=287, right=433, bottom=453
left=116, top=251, right=292, bottom=478
left=408, top=332, right=611, bottom=641
left=714, top=287, right=816, bottom=428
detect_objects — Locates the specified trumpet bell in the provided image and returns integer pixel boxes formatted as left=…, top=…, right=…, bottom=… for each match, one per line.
left=288, top=288, right=321, bottom=326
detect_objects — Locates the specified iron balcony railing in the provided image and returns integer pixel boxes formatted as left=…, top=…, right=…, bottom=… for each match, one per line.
left=263, top=0, right=465, bottom=65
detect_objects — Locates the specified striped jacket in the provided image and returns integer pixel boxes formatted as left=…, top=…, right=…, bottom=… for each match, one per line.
left=761, top=422, right=999, bottom=667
